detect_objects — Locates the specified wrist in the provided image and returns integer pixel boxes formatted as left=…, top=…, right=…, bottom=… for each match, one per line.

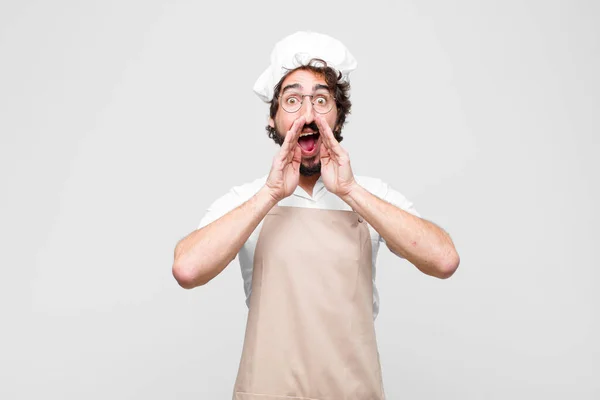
left=339, top=180, right=362, bottom=204
left=259, top=185, right=282, bottom=207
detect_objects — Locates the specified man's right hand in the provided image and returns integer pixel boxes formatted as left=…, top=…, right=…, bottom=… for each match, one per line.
left=264, top=116, right=305, bottom=202
left=173, top=117, right=306, bottom=289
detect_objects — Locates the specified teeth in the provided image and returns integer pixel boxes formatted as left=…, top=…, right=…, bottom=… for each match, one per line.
left=300, top=132, right=318, bottom=137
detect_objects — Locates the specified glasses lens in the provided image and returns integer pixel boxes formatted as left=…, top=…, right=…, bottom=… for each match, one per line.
left=313, top=93, right=333, bottom=114
left=281, top=93, right=302, bottom=113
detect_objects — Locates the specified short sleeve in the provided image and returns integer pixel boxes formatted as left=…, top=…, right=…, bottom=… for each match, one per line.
left=197, top=187, right=247, bottom=229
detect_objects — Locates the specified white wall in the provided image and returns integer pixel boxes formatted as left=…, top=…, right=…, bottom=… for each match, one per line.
left=1, top=0, right=598, bottom=398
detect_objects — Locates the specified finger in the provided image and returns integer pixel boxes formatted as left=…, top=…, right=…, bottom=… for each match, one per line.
left=319, top=142, right=331, bottom=163
left=316, top=115, right=343, bottom=156
left=289, top=116, right=306, bottom=143
left=286, top=116, right=306, bottom=145
left=291, top=143, right=302, bottom=168
left=280, top=117, right=306, bottom=155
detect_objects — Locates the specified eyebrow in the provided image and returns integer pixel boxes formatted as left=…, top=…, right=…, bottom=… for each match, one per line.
left=313, top=84, right=330, bottom=92
left=281, top=83, right=332, bottom=95
left=281, top=83, right=302, bottom=95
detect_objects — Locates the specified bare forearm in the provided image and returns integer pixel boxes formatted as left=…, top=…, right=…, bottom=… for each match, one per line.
left=173, top=186, right=278, bottom=288
left=341, top=183, right=459, bottom=279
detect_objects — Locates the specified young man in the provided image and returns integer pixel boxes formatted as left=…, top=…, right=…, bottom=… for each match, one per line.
left=173, top=31, right=459, bottom=400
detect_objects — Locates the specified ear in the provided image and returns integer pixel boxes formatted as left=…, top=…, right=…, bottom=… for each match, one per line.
left=268, top=117, right=275, bottom=128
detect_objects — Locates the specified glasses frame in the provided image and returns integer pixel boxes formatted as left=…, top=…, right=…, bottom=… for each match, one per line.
left=278, top=92, right=336, bottom=114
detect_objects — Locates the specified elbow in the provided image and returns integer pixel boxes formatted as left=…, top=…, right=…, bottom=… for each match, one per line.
left=436, top=250, right=460, bottom=279
left=172, top=239, right=212, bottom=289
left=172, top=262, right=210, bottom=289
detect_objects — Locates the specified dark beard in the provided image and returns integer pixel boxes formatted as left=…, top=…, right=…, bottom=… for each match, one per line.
left=299, top=159, right=321, bottom=176
left=269, top=121, right=343, bottom=177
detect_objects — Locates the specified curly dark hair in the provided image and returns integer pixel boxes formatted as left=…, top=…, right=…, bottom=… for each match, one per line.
left=266, top=58, right=352, bottom=145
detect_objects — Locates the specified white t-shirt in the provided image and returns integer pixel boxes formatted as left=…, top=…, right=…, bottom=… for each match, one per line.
left=198, top=175, right=420, bottom=319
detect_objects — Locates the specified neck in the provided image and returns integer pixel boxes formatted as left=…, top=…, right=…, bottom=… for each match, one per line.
left=298, top=173, right=320, bottom=197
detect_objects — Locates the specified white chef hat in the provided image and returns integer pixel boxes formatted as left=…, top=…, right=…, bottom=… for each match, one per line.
left=253, top=31, right=357, bottom=102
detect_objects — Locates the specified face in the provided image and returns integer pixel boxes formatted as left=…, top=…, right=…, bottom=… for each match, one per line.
left=269, top=69, right=339, bottom=176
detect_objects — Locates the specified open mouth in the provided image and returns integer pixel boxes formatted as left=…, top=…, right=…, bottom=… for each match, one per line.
left=298, top=131, right=320, bottom=153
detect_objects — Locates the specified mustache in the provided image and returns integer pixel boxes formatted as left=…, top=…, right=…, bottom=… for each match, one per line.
left=302, top=122, right=319, bottom=132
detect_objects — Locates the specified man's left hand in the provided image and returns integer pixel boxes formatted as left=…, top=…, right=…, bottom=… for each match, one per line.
left=316, top=114, right=357, bottom=198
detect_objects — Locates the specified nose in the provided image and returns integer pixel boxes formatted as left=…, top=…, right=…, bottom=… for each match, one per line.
left=300, top=96, right=315, bottom=123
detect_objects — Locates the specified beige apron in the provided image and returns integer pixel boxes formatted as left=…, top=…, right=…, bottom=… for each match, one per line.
left=233, top=206, right=385, bottom=400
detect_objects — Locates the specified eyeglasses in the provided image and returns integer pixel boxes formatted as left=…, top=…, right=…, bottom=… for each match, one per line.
left=279, top=91, right=335, bottom=114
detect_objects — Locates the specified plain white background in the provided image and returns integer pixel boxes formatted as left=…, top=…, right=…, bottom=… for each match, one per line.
left=1, top=0, right=598, bottom=398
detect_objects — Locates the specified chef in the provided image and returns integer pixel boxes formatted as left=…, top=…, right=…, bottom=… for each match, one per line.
left=173, top=31, right=460, bottom=400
